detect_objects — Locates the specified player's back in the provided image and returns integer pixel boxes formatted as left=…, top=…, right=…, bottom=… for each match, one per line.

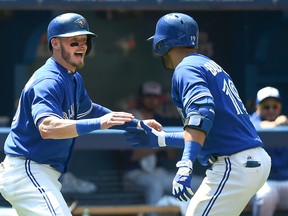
left=173, top=54, right=262, bottom=164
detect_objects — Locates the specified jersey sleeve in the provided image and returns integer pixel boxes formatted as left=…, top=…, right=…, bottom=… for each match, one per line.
left=31, top=78, right=63, bottom=126
left=172, top=65, right=213, bottom=117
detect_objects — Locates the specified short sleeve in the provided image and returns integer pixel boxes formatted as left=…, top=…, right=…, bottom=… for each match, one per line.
left=31, top=79, right=63, bottom=125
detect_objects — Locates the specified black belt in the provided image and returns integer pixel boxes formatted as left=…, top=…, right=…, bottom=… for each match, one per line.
left=208, top=155, right=218, bottom=164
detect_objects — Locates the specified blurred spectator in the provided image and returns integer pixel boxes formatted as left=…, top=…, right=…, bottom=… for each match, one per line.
left=250, top=86, right=288, bottom=216
left=198, top=31, right=214, bottom=58
left=250, top=86, right=288, bottom=128
left=59, top=172, right=97, bottom=194
left=122, top=81, right=203, bottom=216
left=0, top=116, right=10, bottom=127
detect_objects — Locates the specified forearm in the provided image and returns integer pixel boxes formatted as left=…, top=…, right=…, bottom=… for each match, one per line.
left=39, top=111, right=134, bottom=139
left=38, top=116, right=79, bottom=139
left=39, top=116, right=101, bottom=139
left=181, top=128, right=205, bottom=162
left=260, top=115, right=288, bottom=128
left=162, top=130, right=205, bottom=148
left=259, top=121, right=277, bottom=128
left=184, top=127, right=206, bottom=144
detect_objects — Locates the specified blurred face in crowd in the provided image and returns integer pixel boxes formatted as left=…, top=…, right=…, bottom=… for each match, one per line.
left=257, top=98, right=281, bottom=121
left=141, top=95, right=162, bottom=113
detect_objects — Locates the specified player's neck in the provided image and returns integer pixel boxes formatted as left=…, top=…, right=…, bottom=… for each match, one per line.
left=52, top=54, right=77, bottom=73
left=170, top=47, right=197, bottom=67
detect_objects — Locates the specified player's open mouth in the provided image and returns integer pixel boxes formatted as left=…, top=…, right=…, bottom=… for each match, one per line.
left=75, top=52, right=84, bottom=59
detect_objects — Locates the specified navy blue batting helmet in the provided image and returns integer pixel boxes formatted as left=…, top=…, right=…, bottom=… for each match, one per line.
left=148, top=13, right=199, bottom=56
left=47, top=13, right=96, bottom=55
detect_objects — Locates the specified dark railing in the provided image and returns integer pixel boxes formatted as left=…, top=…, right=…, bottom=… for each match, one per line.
left=0, top=126, right=287, bottom=150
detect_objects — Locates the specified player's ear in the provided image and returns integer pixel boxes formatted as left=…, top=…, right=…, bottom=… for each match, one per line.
left=51, top=38, right=60, bottom=49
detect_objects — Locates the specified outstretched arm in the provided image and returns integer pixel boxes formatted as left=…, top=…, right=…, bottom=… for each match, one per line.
left=38, top=112, right=134, bottom=139
left=124, top=121, right=184, bottom=148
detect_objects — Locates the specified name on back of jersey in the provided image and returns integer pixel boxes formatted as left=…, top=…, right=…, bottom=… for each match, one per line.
left=204, top=60, right=223, bottom=76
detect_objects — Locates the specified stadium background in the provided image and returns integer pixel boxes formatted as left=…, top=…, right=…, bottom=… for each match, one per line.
left=0, top=1, right=288, bottom=120
left=0, top=1, right=288, bottom=215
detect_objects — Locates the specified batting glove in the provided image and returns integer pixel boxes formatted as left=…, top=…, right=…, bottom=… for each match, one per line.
left=172, top=160, right=194, bottom=201
left=124, top=121, right=185, bottom=148
left=124, top=121, right=166, bottom=148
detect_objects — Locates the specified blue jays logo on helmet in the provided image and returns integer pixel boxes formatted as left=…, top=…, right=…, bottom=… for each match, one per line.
left=47, top=13, right=97, bottom=55
left=148, top=13, right=199, bottom=56
left=75, top=18, right=86, bottom=28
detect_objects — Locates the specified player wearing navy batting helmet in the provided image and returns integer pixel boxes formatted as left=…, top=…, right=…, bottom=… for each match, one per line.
left=124, top=13, right=271, bottom=215
left=0, top=13, right=161, bottom=216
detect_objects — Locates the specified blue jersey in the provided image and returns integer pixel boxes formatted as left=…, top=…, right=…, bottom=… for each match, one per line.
left=171, top=54, right=262, bottom=165
left=4, top=58, right=111, bottom=173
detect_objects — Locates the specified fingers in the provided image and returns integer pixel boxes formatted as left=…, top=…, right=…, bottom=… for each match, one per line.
left=172, top=185, right=193, bottom=201
left=107, top=111, right=134, bottom=117
left=101, top=112, right=134, bottom=129
left=142, top=119, right=162, bottom=131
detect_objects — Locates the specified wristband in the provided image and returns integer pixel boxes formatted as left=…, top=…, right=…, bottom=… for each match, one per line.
left=165, top=132, right=184, bottom=148
left=76, top=118, right=101, bottom=135
left=176, top=159, right=193, bottom=170
left=181, top=141, right=202, bottom=162
left=158, top=131, right=166, bottom=147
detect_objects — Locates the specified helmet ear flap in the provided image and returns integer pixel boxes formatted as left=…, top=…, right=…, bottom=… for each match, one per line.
left=154, top=39, right=163, bottom=54
left=154, top=38, right=171, bottom=56
left=86, top=35, right=92, bottom=55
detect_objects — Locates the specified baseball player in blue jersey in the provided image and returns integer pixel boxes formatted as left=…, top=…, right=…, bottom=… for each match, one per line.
left=0, top=13, right=160, bottom=216
left=124, top=13, right=271, bottom=215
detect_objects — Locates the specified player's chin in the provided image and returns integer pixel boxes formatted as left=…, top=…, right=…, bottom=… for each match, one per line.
left=73, top=61, right=85, bottom=69
left=77, top=63, right=85, bottom=69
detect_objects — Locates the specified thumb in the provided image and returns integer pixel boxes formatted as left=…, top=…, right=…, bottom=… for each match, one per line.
left=140, top=121, right=152, bottom=132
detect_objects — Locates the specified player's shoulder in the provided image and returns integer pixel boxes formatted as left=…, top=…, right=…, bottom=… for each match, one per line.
left=35, top=58, right=71, bottom=82
left=177, top=53, right=210, bottom=69
left=188, top=54, right=228, bottom=78
left=24, top=65, right=63, bottom=92
left=33, top=67, right=60, bottom=83
left=186, top=53, right=211, bottom=62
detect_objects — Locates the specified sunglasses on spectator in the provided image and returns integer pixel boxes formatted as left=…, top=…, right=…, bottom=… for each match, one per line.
left=260, top=103, right=280, bottom=111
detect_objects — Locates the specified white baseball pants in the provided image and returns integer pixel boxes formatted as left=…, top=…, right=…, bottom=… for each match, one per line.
left=0, top=155, right=72, bottom=216
left=186, top=147, right=271, bottom=216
